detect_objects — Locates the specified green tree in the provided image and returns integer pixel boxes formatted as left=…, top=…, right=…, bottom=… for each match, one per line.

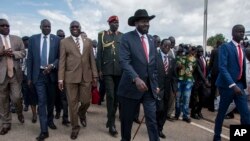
left=207, top=33, right=226, bottom=47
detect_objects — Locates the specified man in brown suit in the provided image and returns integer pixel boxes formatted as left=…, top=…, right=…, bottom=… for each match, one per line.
left=58, top=20, right=98, bottom=140
left=0, top=18, right=25, bottom=135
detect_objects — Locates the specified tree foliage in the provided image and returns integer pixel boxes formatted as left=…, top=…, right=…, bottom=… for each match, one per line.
left=207, top=33, right=226, bottom=47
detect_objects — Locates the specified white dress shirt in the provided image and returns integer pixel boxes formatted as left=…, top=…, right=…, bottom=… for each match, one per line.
left=0, top=34, right=11, bottom=49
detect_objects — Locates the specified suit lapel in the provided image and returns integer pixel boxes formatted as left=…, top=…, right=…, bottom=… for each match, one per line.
left=81, top=35, right=87, bottom=56
left=36, top=34, right=41, bottom=64
left=48, top=35, right=54, bottom=63
left=69, top=36, right=81, bottom=56
left=230, top=41, right=241, bottom=68
left=158, top=51, right=165, bottom=73
left=147, top=34, right=155, bottom=63
left=9, top=35, right=15, bottom=50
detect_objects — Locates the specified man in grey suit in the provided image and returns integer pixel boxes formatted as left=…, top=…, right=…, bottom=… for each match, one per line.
left=0, top=18, right=25, bottom=135
left=118, top=9, right=160, bottom=141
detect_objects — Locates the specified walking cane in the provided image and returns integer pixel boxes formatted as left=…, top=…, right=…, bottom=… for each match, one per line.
left=132, top=115, right=145, bottom=140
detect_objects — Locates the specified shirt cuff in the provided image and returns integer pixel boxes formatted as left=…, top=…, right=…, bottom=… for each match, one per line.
left=58, top=80, right=63, bottom=83
left=229, top=83, right=236, bottom=88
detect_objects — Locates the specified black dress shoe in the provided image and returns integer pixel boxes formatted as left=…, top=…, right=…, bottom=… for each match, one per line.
left=133, top=118, right=141, bottom=124
left=182, top=118, right=191, bottom=123
left=159, top=131, right=166, bottom=138
left=48, top=123, right=57, bottom=129
left=208, top=108, right=215, bottom=112
left=70, top=126, right=80, bottom=140
left=109, top=126, right=118, bottom=136
left=0, top=127, right=11, bottom=135
left=191, top=114, right=200, bottom=120
left=62, top=120, right=70, bottom=127
left=18, top=114, right=25, bottom=123
left=23, top=106, right=29, bottom=112
left=36, top=132, right=49, bottom=141
left=166, top=116, right=175, bottom=122
left=79, top=117, right=87, bottom=127
left=32, top=114, right=37, bottom=123
left=198, top=113, right=204, bottom=119
left=55, top=113, right=60, bottom=119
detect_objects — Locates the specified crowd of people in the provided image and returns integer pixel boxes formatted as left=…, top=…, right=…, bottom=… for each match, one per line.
left=0, top=9, right=250, bottom=141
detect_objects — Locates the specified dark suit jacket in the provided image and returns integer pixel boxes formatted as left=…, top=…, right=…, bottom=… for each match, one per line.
left=193, top=56, right=207, bottom=85
left=0, top=35, right=25, bottom=84
left=97, top=30, right=123, bottom=76
left=157, top=51, right=177, bottom=99
left=27, top=34, right=60, bottom=83
left=208, top=48, right=219, bottom=76
left=118, top=30, right=158, bottom=100
left=216, top=41, right=246, bottom=89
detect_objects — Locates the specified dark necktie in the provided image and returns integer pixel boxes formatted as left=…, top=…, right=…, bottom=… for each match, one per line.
left=238, top=44, right=243, bottom=80
left=200, top=56, right=206, bottom=76
left=141, top=35, right=149, bottom=62
left=41, top=35, right=47, bottom=67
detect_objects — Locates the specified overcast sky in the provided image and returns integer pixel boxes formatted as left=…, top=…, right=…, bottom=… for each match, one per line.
left=0, top=0, right=249, bottom=45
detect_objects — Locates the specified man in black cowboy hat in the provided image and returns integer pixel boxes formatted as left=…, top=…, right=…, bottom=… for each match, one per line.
left=117, top=9, right=160, bottom=141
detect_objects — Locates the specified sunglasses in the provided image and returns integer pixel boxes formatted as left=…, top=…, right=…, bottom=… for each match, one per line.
left=58, top=35, right=65, bottom=38
left=71, top=26, right=79, bottom=29
left=0, top=24, right=10, bottom=28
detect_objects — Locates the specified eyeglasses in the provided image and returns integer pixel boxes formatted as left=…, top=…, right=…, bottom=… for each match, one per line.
left=0, top=24, right=10, bottom=28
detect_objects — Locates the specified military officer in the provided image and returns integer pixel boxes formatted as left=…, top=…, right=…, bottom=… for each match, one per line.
left=97, top=15, right=123, bottom=137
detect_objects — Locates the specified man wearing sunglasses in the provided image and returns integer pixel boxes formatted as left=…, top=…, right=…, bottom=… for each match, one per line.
left=0, top=18, right=25, bottom=135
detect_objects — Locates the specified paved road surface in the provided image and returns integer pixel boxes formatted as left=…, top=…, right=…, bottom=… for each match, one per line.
left=0, top=102, right=238, bottom=141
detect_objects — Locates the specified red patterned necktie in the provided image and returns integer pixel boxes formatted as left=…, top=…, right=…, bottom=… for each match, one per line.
left=141, top=35, right=149, bottom=62
left=238, top=44, right=243, bottom=80
left=164, top=55, right=169, bottom=73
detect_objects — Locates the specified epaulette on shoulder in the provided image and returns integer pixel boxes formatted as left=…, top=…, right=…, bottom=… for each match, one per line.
left=98, top=30, right=106, bottom=35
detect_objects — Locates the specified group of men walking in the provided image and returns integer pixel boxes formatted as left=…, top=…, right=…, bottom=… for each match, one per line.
left=0, top=8, right=250, bottom=141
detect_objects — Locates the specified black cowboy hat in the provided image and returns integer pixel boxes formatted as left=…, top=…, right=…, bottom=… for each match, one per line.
left=128, top=9, right=155, bottom=26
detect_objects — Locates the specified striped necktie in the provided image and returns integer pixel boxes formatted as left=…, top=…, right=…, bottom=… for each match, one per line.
left=164, top=55, right=169, bottom=73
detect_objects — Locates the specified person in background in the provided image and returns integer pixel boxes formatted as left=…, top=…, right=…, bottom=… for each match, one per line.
left=0, top=18, right=25, bottom=135
left=153, top=35, right=161, bottom=50
left=168, top=36, right=176, bottom=59
left=190, top=45, right=210, bottom=120
left=21, top=36, right=38, bottom=123
left=175, top=44, right=196, bottom=123
left=55, top=29, right=70, bottom=127
left=207, top=40, right=222, bottom=112
left=97, top=15, right=123, bottom=136
left=213, top=24, right=250, bottom=141
left=156, top=38, right=177, bottom=138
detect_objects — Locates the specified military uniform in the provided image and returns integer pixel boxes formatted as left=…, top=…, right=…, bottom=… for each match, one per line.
left=97, top=29, right=123, bottom=129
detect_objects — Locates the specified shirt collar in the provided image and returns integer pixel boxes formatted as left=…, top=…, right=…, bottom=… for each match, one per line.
left=41, top=33, right=50, bottom=38
left=232, top=40, right=240, bottom=47
left=136, top=29, right=147, bottom=39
